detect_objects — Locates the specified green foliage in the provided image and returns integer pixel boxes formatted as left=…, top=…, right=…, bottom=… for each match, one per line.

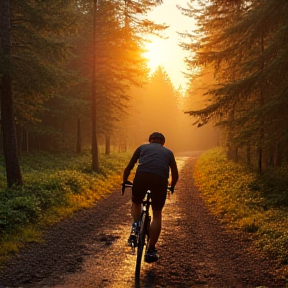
left=10, top=1, right=80, bottom=125
left=0, top=151, right=130, bottom=264
left=249, top=167, right=288, bottom=207
left=194, top=148, right=288, bottom=276
left=183, top=1, right=288, bottom=170
left=0, top=192, right=38, bottom=228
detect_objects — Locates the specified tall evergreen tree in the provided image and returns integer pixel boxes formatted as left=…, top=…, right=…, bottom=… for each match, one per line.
left=83, top=0, right=168, bottom=165
left=0, top=0, right=22, bottom=187
left=134, top=66, right=183, bottom=151
left=0, top=1, right=83, bottom=185
left=182, top=0, right=288, bottom=169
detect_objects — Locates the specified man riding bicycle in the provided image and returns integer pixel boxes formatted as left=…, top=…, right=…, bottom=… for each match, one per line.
left=122, top=132, right=179, bottom=263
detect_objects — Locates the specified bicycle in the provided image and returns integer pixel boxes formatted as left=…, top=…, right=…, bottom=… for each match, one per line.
left=122, top=182, right=172, bottom=280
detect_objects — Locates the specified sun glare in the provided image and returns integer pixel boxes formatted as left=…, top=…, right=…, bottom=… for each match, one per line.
left=143, top=37, right=167, bottom=72
left=143, top=34, right=190, bottom=90
left=142, top=0, right=197, bottom=90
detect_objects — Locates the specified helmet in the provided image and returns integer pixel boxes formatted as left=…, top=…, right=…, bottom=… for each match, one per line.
left=148, top=132, right=165, bottom=145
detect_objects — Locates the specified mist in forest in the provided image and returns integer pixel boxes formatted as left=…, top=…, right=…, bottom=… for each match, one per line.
left=124, top=66, right=220, bottom=153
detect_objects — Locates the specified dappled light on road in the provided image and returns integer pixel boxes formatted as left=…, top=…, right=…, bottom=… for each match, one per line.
left=5, top=154, right=278, bottom=288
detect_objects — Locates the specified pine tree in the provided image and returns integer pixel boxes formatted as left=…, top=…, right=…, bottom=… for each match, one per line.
left=182, top=0, right=288, bottom=169
left=84, top=0, right=168, bottom=161
left=0, top=0, right=22, bottom=187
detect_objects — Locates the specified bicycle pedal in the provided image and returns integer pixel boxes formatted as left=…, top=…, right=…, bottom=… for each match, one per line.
left=128, top=234, right=137, bottom=247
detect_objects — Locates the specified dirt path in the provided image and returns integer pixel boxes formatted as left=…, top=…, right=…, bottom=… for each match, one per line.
left=0, top=153, right=284, bottom=288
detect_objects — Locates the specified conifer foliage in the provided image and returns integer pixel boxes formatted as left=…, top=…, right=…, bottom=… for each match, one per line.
left=0, top=0, right=81, bottom=186
left=183, top=0, right=288, bottom=171
left=0, top=0, right=167, bottom=186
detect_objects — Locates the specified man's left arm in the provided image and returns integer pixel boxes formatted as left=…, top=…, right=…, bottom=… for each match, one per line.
left=122, top=148, right=140, bottom=183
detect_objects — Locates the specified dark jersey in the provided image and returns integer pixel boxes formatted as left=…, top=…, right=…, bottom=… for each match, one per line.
left=126, top=143, right=177, bottom=180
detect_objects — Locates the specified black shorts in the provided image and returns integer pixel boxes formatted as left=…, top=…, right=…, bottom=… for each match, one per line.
left=132, top=172, right=168, bottom=211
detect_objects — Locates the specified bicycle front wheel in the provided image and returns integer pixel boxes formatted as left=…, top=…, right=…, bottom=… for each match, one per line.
left=135, top=211, right=147, bottom=279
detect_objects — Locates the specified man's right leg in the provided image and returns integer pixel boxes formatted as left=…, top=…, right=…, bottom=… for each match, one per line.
left=145, top=209, right=162, bottom=263
left=145, top=174, right=167, bottom=263
left=148, top=209, right=162, bottom=249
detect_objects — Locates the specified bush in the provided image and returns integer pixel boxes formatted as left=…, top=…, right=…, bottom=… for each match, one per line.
left=193, top=147, right=288, bottom=275
left=250, top=168, right=288, bottom=207
left=0, top=151, right=131, bottom=262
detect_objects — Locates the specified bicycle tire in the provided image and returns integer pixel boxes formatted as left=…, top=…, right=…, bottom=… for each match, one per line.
left=135, top=211, right=147, bottom=279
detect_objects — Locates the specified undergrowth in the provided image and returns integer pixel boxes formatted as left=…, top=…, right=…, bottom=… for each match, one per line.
left=193, top=148, right=288, bottom=279
left=0, top=151, right=131, bottom=266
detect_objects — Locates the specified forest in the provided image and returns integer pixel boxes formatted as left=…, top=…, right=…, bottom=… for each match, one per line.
left=0, top=0, right=288, bottom=188
left=1, top=1, right=288, bottom=280
left=182, top=0, right=288, bottom=173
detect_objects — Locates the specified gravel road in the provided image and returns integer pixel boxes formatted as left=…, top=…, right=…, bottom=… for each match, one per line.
left=0, top=152, right=285, bottom=288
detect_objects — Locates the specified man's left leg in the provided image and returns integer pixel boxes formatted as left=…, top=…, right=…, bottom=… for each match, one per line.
left=131, top=202, right=142, bottom=222
left=145, top=209, right=162, bottom=263
left=128, top=201, right=142, bottom=246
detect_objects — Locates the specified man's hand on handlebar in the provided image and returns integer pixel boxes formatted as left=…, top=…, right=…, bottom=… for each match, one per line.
left=122, top=181, right=175, bottom=195
left=121, top=180, right=133, bottom=195
left=168, top=186, right=175, bottom=194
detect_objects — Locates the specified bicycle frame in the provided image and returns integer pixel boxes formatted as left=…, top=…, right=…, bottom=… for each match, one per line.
left=123, top=183, right=152, bottom=279
left=123, top=183, right=172, bottom=280
left=135, top=190, right=151, bottom=279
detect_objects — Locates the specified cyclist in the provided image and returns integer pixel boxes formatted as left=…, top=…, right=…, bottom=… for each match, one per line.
left=122, top=132, right=179, bottom=263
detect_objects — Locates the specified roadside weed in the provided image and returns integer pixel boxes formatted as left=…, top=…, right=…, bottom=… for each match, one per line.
left=194, top=148, right=288, bottom=278
left=0, top=151, right=131, bottom=266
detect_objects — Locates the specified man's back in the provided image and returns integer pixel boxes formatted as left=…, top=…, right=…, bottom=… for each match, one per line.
left=135, top=143, right=175, bottom=180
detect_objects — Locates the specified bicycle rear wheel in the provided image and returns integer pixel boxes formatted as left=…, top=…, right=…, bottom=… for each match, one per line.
left=135, top=211, right=147, bottom=279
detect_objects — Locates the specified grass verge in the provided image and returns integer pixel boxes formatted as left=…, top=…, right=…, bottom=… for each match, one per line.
left=0, top=151, right=131, bottom=266
left=193, top=147, right=288, bottom=280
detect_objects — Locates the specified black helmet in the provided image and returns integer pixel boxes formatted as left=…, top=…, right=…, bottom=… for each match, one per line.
left=148, top=132, right=165, bottom=145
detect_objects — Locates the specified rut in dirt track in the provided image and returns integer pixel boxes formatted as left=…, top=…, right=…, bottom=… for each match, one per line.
left=0, top=183, right=132, bottom=287
left=0, top=155, right=284, bottom=288
left=154, top=156, right=283, bottom=288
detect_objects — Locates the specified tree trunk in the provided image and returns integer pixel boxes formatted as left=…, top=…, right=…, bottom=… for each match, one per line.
left=258, top=147, right=262, bottom=173
left=76, top=118, right=81, bottom=154
left=118, top=139, right=127, bottom=153
left=105, top=134, right=110, bottom=155
left=91, top=0, right=99, bottom=172
left=21, top=128, right=29, bottom=152
left=258, top=31, right=265, bottom=174
left=0, top=0, right=22, bottom=187
left=227, top=146, right=238, bottom=162
left=273, top=142, right=281, bottom=168
left=246, top=144, right=251, bottom=165
left=227, top=108, right=238, bottom=162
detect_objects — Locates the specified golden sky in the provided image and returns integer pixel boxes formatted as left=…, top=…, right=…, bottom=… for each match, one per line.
left=144, top=0, right=196, bottom=90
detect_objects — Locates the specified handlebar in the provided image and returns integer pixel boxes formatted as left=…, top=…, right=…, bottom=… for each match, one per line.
left=121, top=181, right=174, bottom=195
left=121, top=181, right=133, bottom=195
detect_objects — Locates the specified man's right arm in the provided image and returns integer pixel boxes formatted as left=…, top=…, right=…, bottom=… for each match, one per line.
left=123, top=165, right=133, bottom=183
left=169, top=153, right=179, bottom=188
left=170, top=162, right=179, bottom=188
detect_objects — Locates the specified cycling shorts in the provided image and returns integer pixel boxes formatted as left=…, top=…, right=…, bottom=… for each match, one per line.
left=132, top=171, right=168, bottom=211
